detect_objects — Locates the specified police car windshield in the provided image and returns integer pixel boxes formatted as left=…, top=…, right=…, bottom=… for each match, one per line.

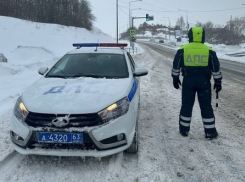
left=46, top=53, right=129, bottom=79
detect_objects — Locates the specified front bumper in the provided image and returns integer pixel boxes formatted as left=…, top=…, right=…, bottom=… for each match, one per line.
left=11, top=140, right=131, bottom=157
left=10, top=110, right=136, bottom=157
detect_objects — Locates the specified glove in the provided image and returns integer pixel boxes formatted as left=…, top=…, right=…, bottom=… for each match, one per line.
left=173, top=79, right=181, bottom=89
left=213, top=82, right=222, bottom=93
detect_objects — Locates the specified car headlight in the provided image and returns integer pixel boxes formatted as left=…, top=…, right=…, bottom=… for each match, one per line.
left=13, top=97, right=29, bottom=122
left=98, top=97, right=129, bottom=123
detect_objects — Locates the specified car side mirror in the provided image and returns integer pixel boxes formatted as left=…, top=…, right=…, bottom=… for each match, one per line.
left=133, top=67, right=148, bottom=77
left=38, top=67, right=49, bottom=75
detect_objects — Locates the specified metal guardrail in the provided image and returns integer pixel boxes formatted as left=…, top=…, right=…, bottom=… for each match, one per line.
left=125, top=47, right=137, bottom=54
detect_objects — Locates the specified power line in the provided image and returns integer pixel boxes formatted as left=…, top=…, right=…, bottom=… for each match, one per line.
left=99, top=0, right=245, bottom=12
left=189, top=7, right=245, bottom=12
left=100, top=0, right=128, bottom=9
left=118, top=0, right=130, bottom=5
left=140, top=1, right=166, bottom=10
left=119, top=7, right=129, bottom=16
left=121, top=7, right=245, bottom=13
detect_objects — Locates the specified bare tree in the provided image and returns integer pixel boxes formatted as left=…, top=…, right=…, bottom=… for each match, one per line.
left=0, top=0, right=95, bottom=30
left=176, top=16, right=185, bottom=31
left=204, top=21, right=214, bottom=30
left=231, top=16, right=245, bottom=36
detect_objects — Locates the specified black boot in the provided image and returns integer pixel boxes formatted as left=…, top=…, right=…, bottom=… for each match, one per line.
left=179, top=126, right=189, bottom=137
left=205, top=129, right=218, bottom=139
left=180, top=130, right=189, bottom=137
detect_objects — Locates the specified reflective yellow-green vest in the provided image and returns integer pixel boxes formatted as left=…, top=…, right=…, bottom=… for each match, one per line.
left=180, top=43, right=214, bottom=67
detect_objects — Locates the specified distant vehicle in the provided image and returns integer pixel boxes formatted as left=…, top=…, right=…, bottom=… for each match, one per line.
left=10, top=43, right=148, bottom=157
left=159, top=39, right=164, bottom=43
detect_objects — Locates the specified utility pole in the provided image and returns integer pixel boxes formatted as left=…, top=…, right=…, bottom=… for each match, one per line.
left=116, top=0, right=118, bottom=43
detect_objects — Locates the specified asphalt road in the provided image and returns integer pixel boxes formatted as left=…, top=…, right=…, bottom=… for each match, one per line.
left=137, top=41, right=245, bottom=84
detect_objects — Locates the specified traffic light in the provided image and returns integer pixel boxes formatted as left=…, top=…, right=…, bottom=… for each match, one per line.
left=146, top=14, right=149, bottom=21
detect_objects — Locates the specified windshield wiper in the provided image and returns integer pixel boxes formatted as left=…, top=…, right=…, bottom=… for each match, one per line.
left=72, top=74, right=104, bottom=78
left=103, top=76, right=119, bottom=79
left=46, top=75, right=68, bottom=79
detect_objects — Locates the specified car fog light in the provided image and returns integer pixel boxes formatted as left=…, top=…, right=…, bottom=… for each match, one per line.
left=117, top=134, right=124, bottom=141
left=11, top=131, right=24, bottom=141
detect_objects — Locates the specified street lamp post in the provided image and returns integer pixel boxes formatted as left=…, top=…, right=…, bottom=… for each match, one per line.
left=129, top=0, right=142, bottom=28
left=131, top=8, right=141, bottom=29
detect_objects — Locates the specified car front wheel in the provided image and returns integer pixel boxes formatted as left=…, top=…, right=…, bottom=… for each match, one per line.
left=125, top=123, right=138, bottom=153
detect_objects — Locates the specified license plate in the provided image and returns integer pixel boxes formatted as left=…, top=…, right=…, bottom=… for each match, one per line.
left=38, top=132, right=83, bottom=144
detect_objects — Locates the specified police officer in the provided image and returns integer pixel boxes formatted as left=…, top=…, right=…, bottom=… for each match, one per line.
left=171, top=27, right=222, bottom=139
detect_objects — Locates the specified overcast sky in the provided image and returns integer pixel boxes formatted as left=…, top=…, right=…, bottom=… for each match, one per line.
left=89, top=0, right=245, bottom=38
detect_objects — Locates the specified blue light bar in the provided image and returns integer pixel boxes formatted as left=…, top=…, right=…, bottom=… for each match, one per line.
left=73, top=43, right=99, bottom=47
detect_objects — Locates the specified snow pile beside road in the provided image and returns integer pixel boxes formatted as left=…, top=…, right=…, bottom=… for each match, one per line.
left=0, top=16, right=115, bottom=58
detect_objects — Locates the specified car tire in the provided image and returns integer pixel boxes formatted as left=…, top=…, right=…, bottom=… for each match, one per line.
left=125, top=122, right=138, bottom=153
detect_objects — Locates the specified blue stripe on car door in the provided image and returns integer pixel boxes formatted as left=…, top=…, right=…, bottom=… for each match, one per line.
left=128, top=78, right=138, bottom=102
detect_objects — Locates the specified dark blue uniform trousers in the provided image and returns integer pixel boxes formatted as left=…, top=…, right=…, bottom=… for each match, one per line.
left=179, top=75, right=216, bottom=134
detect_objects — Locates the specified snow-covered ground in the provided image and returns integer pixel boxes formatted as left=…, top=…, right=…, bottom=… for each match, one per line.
left=1, top=16, right=245, bottom=181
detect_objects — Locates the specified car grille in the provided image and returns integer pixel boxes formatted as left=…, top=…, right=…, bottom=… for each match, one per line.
left=25, top=112, right=103, bottom=128
left=28, top=131, right=97, bottom=150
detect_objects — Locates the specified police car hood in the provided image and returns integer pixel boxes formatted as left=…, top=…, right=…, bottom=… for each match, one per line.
left=22, top=77, right=132, bottom=114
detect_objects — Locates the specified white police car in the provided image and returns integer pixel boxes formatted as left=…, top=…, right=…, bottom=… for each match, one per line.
left=10, top=43, right=148, bottom=157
